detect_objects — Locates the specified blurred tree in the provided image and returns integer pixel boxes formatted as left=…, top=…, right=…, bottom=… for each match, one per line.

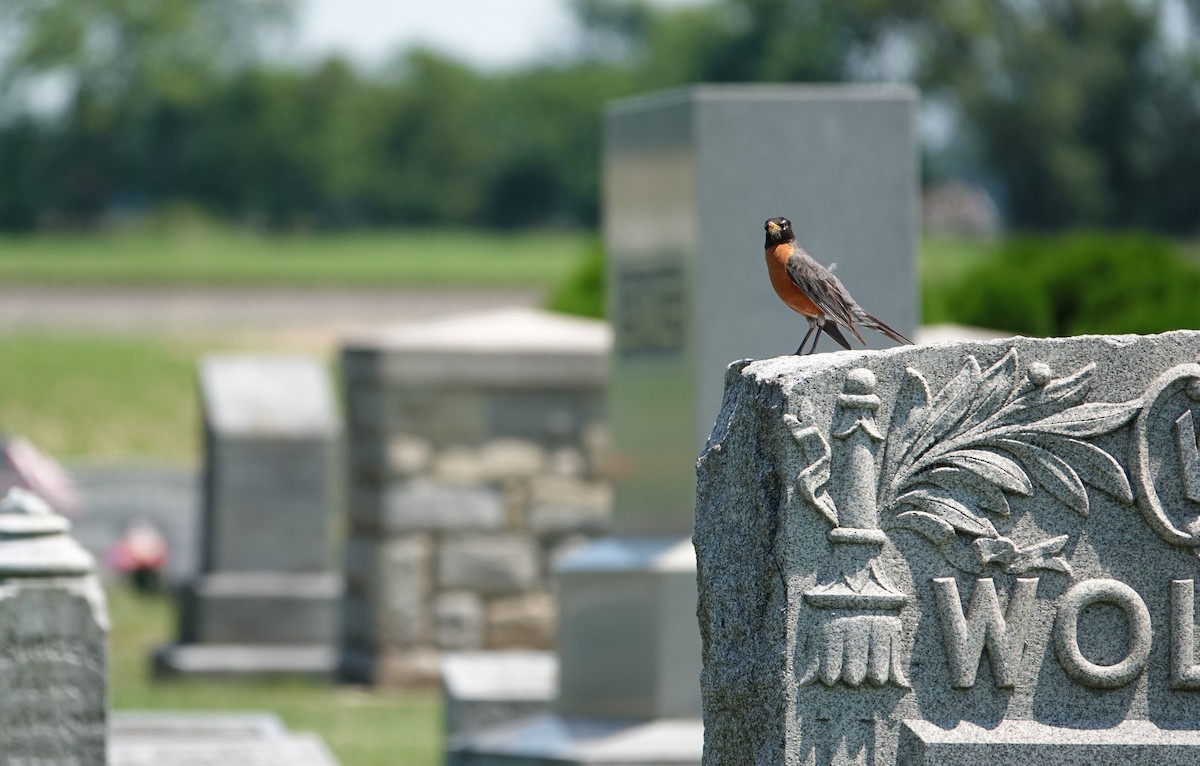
left=916, top=0, right=1200, bottom=231
left=0, top=0, right=291, bottom=226
left=574, top=0, right=1200, bottom=234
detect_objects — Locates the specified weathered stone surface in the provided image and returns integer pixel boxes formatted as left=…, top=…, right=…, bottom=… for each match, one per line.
left=528, top=476, right=612, bottom=536
left=154, top=644, right=337, bottom=678
left=696, top=332, right=1200, bottom=765
left=446, top=714, right=703, bottom=766
left=436, top=591, right=485, bottom=650
left=343, top=308, right=611, bottom=390
left=439, top=534, right=540, bottom=594
left=369, top=534, right=432, bottom=646
left=382, top=480, right=505, bottom=532
left=0, top=489, right=107, bottom=765
left=478, top=439, right=547, bottom=481
left=200, top=355, right=338, bottom=438
left=180, top=571, right=341, bottom=645
left=486, top=592, right=556, bottom=650
left=112, top=732, right=339, bottom=766
left=556, top=538, right=701, bottom=719
left=442, top=651, right=558, bottom=737
left=388, top=435, right=434, bottom=477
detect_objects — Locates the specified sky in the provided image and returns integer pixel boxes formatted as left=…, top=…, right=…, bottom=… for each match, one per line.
left=292, top=0, right=706, bottom=70
left=293, top=0, right=584, bottom=70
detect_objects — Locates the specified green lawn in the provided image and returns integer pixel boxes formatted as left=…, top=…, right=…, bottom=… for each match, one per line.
left=108, top=586, right=442, bottom=766
left=0, top=333, right=244, bottom=464
left=0, top=227, right=590, bottom=287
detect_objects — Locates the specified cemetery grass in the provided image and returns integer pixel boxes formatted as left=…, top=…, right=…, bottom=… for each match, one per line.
left=108, top=585, right=442, bottom=766
left=0, top=333, right=233, bottom=463
left=0, top=227, right=590, bottom=287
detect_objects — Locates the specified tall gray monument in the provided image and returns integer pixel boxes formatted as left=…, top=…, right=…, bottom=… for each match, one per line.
left=448, top=85, right=917, bottom=764
left=0, top=488, right=108, bottom=764
left=158, top=354, right=343, bottom=676
left=697, top=331, right=1200, bottom=765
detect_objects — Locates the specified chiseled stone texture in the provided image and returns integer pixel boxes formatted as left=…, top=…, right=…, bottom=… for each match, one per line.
left=0, top=490, right=108, bottom=765
left=696, top=332, right=1200, bottom=765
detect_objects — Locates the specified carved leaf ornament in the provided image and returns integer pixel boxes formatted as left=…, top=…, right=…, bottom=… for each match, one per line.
left=876, top=349, right=1142, bottom=575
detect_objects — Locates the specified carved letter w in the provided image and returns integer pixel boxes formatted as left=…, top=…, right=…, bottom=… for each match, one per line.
left=932, top=577, right=1039, bottom=689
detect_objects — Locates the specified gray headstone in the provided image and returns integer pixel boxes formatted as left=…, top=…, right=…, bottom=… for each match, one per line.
left=199, top=354, right=340, bottom=573
left=160, top=355, right=343, bottom=678
left=0, top=489, right=107, bottom=764
left=606, top=84, right=917, bottom=536
left=696, top=331, right=1200, bottom=764
left=442, top=651, right=557, bottom=737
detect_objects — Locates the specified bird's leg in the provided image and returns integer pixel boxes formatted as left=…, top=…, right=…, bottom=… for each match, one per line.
left=793, top=326, right=815, bottom=356
left=805, top=325, right=824, bottom=355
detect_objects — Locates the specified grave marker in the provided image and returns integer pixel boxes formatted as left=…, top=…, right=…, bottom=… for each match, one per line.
left=449, top=84, right=917, bottom=765
left=157, top=355, right=342, bottom=677
left=696, top=331, right=1200, bottom=765
left=0, top=488, right=107, bottom=764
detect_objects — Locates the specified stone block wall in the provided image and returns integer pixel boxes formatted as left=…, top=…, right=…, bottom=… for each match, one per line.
left=339, top=309, right=612, bottom=685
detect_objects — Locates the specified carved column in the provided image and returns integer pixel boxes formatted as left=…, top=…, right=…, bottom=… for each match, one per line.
left=798, top=369, right=910, bottom=689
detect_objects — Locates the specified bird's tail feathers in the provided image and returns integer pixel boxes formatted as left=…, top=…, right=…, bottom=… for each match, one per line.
left=822, top=321, right=854, bottom=351
left=856, top=310, right=912, bottom=345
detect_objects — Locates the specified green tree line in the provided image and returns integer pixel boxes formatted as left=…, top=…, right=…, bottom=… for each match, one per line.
left=2, top=0, right=1198, bottom=233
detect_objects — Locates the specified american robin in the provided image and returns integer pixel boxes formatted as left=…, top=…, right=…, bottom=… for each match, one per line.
left=764, top=216, right=912, bottom=355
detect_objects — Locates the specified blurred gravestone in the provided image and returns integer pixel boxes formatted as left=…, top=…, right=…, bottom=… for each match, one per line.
left=0, top=488, right=107, bottom=763
left=339, top=308, right=610, bottom=686
left=697, top=332, right=1200, bottom=765
left=447, top=84, right=917, bottom=764
left=109, top=711, right=341, bottom=766
left=157, top=355, right=343, bottom=677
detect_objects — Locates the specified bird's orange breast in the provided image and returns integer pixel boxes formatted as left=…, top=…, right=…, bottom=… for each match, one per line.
left=765, top=243, right=820, bottom=318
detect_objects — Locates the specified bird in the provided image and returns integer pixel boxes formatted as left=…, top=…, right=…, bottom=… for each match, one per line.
left=763, top=216, right=912, bottom=355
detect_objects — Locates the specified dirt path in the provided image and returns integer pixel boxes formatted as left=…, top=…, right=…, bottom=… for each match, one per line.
left=0, top=285, right=544, bottom=347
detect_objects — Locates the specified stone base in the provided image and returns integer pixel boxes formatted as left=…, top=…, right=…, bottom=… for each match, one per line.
left=110, top=710, right=340, bottom=765
left=445, top=713, right=702, bottom=766
left=555, top=537, right=701, bottom=719
left=154, top=644, right=337, bottom=678
left=900, top=720, right=1200, bottom=765
left=442, top=652, right=557, bottom=737
left=180, top=571, right=342, bottom=645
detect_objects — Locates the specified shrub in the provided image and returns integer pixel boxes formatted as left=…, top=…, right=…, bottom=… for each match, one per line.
left=545, top=239, right=605, bottom=318
left=941, top=231, right=1200, bottom=336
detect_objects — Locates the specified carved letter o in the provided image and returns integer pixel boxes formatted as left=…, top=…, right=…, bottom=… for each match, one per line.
left=1054, top=579, right=1152, bottom=689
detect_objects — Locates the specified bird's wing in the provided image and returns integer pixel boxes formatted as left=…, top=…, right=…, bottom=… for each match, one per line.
left=784, top=248, right=865, bottom=342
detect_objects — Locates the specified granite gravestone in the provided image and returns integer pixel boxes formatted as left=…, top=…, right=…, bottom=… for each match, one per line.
left=157, top=355, right=342, bottom=677
left=606, top=84, right=918, bottom=536
left=696, top=331, right=1200, bottom=765
left=448, top=85, right=917, bottom=764
left=0, top=488, right=107, bottom=765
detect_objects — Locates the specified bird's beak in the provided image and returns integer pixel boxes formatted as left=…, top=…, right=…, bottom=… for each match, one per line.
left=766, top=221, right=781, bottom=233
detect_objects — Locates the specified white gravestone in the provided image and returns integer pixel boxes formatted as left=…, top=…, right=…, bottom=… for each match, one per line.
left=696, top=331, right=1200, bottom=765
left=448, top=84, right=917, bottom=765
left=0, top=489, right=108, bottom=765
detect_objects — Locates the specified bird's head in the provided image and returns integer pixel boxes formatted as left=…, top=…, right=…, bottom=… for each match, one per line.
left=764, top=216, right=794, bottom=247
